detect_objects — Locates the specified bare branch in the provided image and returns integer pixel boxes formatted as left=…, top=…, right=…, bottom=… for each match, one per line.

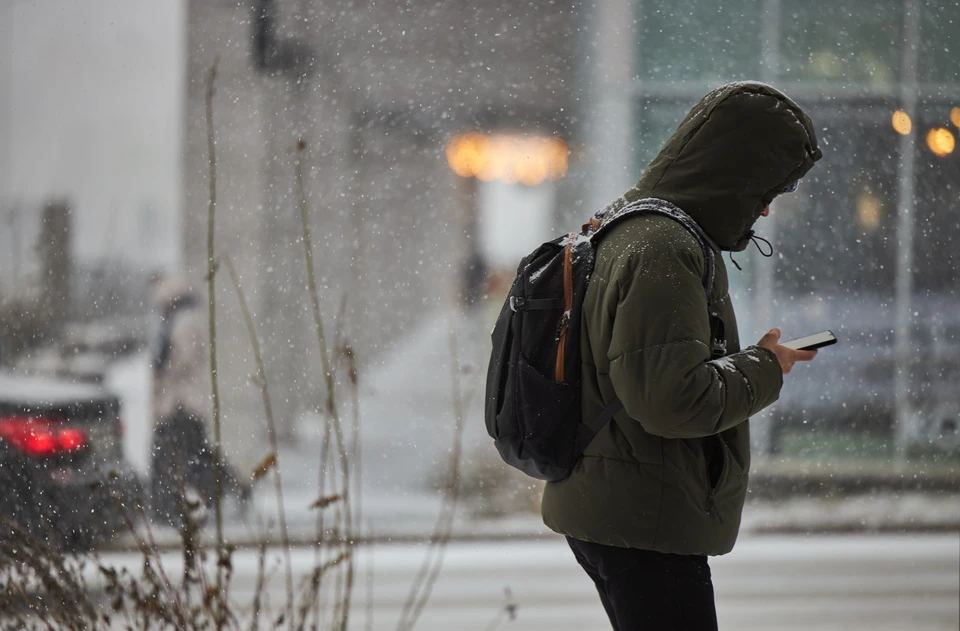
left=203, top=53, right=227, bottom=630
left=222, top=253, right=295, bottom=626
left=396, top=322, right=467, bottom=631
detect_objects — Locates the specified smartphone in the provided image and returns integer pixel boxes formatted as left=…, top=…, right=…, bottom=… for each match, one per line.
left=781, top=330, right=837, bottom=351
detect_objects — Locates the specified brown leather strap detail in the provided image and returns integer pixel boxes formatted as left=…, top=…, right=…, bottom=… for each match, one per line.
left=555, top=327, right=566, bottom=382
left=563, top=233, right=575, bottom=313
left=580, top=217, right=603, bottom=236
left=555, top=233, right=577, bottom=382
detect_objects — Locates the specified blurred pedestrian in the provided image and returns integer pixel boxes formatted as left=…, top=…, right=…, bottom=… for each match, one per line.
left=541, top=82, right=823, bottom=630
left=148, top=272, right=248, bottom=526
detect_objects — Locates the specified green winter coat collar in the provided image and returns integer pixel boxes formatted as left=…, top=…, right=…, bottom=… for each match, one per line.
left=605, top=81, right=822, bottom=251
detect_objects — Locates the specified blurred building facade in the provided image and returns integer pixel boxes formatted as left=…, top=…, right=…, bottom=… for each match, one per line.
left=181, top=0, right=587, bottom=456
left=1, top=1, right=183, bottom=322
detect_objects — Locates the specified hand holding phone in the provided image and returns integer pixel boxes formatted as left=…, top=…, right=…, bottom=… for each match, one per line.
left=757, top=328, right=825, bottom=374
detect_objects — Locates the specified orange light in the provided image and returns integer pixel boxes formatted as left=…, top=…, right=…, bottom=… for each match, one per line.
left=951, top=107, right=960, bottom=129
left=445, top=133, right=568, bottom=185
left=892, top=110, right=912, bottom=135
left=857, top=192, right=882, bottom=231
left=545, top=137, right=569, bottom=179
left=926, top=127, right=956, bottom=157
left=445, top=132, right=490, bottom=179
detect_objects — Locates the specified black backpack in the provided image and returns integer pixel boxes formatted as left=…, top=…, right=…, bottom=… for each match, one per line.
left=483, top=198, right=724, bottom=481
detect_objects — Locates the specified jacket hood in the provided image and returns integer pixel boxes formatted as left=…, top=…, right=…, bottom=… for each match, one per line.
left=610, top=81, right=822, bottom=251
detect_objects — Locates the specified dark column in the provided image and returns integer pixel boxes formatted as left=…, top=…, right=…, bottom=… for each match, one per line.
left=38, top=199, right=73, bottom=329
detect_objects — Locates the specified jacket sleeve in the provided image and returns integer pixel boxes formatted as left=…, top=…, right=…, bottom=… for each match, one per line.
left=607, top=245, right=783, bottom=439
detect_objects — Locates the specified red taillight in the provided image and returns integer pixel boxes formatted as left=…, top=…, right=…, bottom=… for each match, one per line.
left=25, top=430, right=57, bottom=456
left=0, top=417, right=87, bottom=457
left=57, top=428, right=86, bottom=452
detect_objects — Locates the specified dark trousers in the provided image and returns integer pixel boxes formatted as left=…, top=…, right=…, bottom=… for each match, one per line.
left=150, top=410, right=239, bottom=527
left=567, top=537, right=719, bottom=631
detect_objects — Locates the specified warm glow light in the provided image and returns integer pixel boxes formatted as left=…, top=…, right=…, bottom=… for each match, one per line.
left=951, top=107, right=960, bottom=129
left=445, top=132, right=490, bottom=179
left=857, top=192, right=882, bottom=231
left=926, top=127, right=956, bottom=157
left=892, top=110, right=912, bottom=135
left=445, top=133, right=568, bottom=185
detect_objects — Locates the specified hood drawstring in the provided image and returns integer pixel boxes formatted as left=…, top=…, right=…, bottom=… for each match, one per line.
left=750, top=234, right=774, bottom=257
left=729, top=234, right=774, bottom=271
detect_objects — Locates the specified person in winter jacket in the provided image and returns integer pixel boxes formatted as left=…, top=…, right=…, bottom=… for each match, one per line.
left=149, top=272, right=248, bottom=526
left=150, top=273, right=208, bottom=429
left=541, top=82, right=823, bottom=630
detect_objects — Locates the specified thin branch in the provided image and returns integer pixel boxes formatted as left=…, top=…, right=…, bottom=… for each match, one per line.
left=203, top=54, right=227, bottom=631
left=294, top=138, right=354, bottom=631
left=222, top=254, right=295, bottom=624
left=331, top=501, right=345, bottom=626
left=396, top=322, right=467, bottom=631
left=343, top=339, right=361, bottom=628
left=484, top=588, right=518, bottom=631
left=334, top=296, right=361, bottom=631
left=109, top=482, right=190, bottom=628
left=248, top=520, right=268, bottom=631
left=304, top=405, right=333, bottom=631
left=365, top=522, right=375, bottom=631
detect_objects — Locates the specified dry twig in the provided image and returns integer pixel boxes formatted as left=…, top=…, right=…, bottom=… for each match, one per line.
left=202, top=54, right=228, bottom=630
left=396, top=322, right=468, bottom=631
left=294, top=138, right=355, bottom=631
left=222, top=253, right=296, bottom=625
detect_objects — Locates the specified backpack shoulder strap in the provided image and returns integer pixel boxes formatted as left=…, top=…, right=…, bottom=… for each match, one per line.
left=589, top=197, right=719, bottom=298
left=579, top=198, right=726, bottom=440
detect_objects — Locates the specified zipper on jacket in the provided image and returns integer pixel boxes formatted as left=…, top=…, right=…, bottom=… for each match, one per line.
left=704, top=492, right=725, bottom=524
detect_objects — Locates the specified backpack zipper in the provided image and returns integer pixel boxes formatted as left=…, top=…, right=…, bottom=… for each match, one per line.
left=555, top=233, right=576, bottom=382
left=555, top=311, right=570, bottom=381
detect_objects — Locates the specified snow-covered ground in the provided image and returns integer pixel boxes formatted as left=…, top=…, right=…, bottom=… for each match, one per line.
left=91, top=534, right=960, bottom=631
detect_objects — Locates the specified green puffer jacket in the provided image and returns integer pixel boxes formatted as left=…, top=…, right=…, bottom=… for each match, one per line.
left=541, top=82, right=822, bottom=556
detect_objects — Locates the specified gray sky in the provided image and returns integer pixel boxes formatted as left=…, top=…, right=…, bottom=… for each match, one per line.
left=2, top=0, right=184, bottom=270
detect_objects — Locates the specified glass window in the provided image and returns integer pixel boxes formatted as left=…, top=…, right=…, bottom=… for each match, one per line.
left=913, top=104, right=960, bottom=290
left=634, top=99, right=697, bottom=171
left=779, top=0, right=903, bottom=88
left=636, top=0, right=762, bottom=83
left=774, top=102, right=900, bottom=296
left=919, top=2, right=960, bottom=84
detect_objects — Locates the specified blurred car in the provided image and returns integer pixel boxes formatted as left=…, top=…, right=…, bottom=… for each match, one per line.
left=0, top=372, right=141, bottom=549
